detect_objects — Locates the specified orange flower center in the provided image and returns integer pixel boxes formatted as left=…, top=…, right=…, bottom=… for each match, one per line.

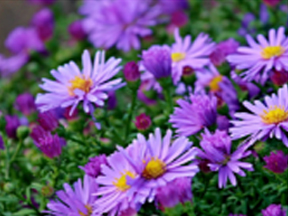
left=113, top=171, right=135, bottom=191
left=171, top=52, right=186, bottom=62
left=68, top=76, right=93, bottom=96
left=142, top=158, right=166, bottom=179
left=209, top=75, right=223, bottom=92
left=261, top=46, right=285, bottom=59
left=78, top=205, right=93, bottom=216
left=261, top=105, right=288, bottom=124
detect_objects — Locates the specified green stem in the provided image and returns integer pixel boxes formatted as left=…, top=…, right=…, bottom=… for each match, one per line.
left=163, top=87, right=173, bottom=114
left=125, top=91, right=137, bottom=141
left=5, top=140, right=23, bottom=179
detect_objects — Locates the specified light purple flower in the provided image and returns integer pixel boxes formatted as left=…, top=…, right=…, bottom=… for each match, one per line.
left=80, top=0, right=161, bottom=52
left=45, top=175, right=97, bottom=216
left=117, top=128, right=199, bottom=204
left=0, top=54, right=28, bottom=76
left=35, top=50, right=123, bottom=115
left=261, top=204, right=287, bottom=216
left=197, top=129, right=253, bottom=188
left=156, top=177, right=192, bottom=209
left=94, top=151, right=138, bottom=216
left=264, top=150, right=288, bottom=173
left=169, top=93, right=217, bottom=137
left=230, top=84, right=288, bottom=147
left=32, top=8, right=54, bottom=41
left=227, top=27, right=288, bottom=83
left=142, top=45, right=172, bottom=79
left=170, top=28, right=215, bottom=84
left=79, top=155, right=107, bottom=178
left=15, top=93, right=36, bottom=116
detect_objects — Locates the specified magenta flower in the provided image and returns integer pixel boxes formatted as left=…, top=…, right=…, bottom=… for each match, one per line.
left=123, top=62, right=140, bottom=82
left=142, top=45, right=172, bottom=79
left=15, top=93, right=36, bottom=116
left=31, top=8, right=54, bottom=41
left=261, top=204, right=287, bottom=216
left=169, top=93, right=217, bottom=137
left=263, top=0, right=281, bottom=7
left=38, top=110, right=58, bottom=131
left=197, top=129, right=253, bottom=188
left=228, top=214, right=246, bottom=216
left=134, top=113, right=151, bottom=131
left=0, top=135, right=4, bottom=150
left=156, top=177, right=192, bottom=209
left=0, top=54, right=28, bottom=76
left=94, top=151, right=138, bottom=215
left=270, top=68, right=288, bottom=86
left=35, top=50, right=123, bottom=115
left=227, top=27, right=288, bottom=83
left=170, top=28, right=215, bottom=84
left=79, top=155, right=107, bottom=178
left=80, top=0, right=161, bottom=52
left=27, top=0, right=56, bottom=5
left=264, top=150, right=288, bottom=173
left=68, top=20, right=86, bottom=41
left=45, top=175, right=97, bottom=215
left=5, top=115, right=21, bottom=139
left=118, top=128, right=199, bottom=204
left=230, top=84, right=288, bottom=147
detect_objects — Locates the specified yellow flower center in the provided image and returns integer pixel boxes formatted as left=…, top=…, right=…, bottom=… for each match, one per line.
left=113, top=171, right=135, bottom=192
left=261, top=46, right=285, bottom=59
left=209, top=75, right=223, bottom=92
left=261, top=105, right=288, bottom=124
left=68, top=76, right=93, bottom=96
left=78, top=205, right=93, bottom=216
left=171, top=52, right=186, bottom=62
left=142, top=158, right=166, bottom=179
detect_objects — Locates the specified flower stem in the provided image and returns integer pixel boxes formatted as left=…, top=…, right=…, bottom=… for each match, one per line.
left=5, top=139, right=23, bottom=179
left=125, top=91, right=137, bottom=141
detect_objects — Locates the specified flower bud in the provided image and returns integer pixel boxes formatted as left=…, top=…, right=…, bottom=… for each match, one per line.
left=68, top=20, right=86, bottom=41
left=16, top=126, right=31, bottom=140
left=134, top=113, right=151, bottom=131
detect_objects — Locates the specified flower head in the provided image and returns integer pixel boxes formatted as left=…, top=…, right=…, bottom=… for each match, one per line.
left=134, top=113, right=151, bottom=131
left=142, top=45, right=172, bottom=79
left=197, top=129, right=253, bottom=188
left=32, top=8, right=54, bottom=41
left=270, top=69, right=288, bottom=86
left=80, top=0, right=161, bottom=52
left=169, top=93, right=217, bottom=137
left=0, top=135, right=4, bottom=150
left=123, top=62, right=140, bottom=82
left=227, top=27, right=288, bottom=83
left=264, top=150, right=288, bottom=173
left=261, top=204, right=287, bottom=216
left=15, top=93, right=36, bottom=116
left=79, top=155, right=108, bottom=178
left=35, top=50, right=123, bottom=115
left=230, top=84, right=288, bottom=147
left=68, top=20, right=86, bottom=41
left=0, top=54, right=28, bottom=76
left=45, top=175, right=97, bottom=216
left=38, top=110, right=58, bottom=131
left=170, top=29, right=215, bottom=84
left=118, top=128, right=199, bottom=204
left=27, top=0, right=56, bottom=5
left=5, top=115, right=21, bottom=139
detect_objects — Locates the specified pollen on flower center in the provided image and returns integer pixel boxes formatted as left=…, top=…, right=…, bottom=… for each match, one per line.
left=113, top=171, right=135, bottom=191
left=261, top=105, right=288, bottom=124
left=171, top=52, right=186, bottom=62
left=142, top=158, right=166, bottom=179
left=261, top=46, right=285, bottom=59
left=78, top=204, right=93, bottom=216
left=209, top=75, right=223, bottom=92
left=68, top=76, right=93, bottom=96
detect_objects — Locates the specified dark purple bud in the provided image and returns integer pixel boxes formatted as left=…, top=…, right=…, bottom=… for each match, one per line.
left=15, top=93, right=36, bottom=116
left=270, top=69, right=288, bottom=86
left=123, top=62, right=140, bottom=82
left=79, top=155, right=107, bottom=178
left=261, top=204, right=286, bottom=216
left=38, top=110, right=58, bottom=131
left=264, top=150, right=288, bottom=174
left=5, top=115, right=21, bottom=139
left=107, top=92, right=117, bottom=110
left=0, top=135, right=4, bottom=150
left=27, top=0, right=56, bottom=6
left=32, top=8, right=54, bottom=41
left=68, top=20, right=87, bottom=41
left=134, top=113, right=151, bottom=131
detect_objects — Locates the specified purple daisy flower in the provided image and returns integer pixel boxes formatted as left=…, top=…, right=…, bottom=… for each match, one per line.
left=264, top=150, right=288, bottom=173
left=170, top=28, right=215, bottom=84
left=262, top=204, right=287, bottom=216
left=230, top=84, right=288, bottom=146
left=169, top=93, right=217, bottom=137
left=79, top=154, right=108, bottom=178
left=118, top=128, right=199, bottom=204
left=45, top=175, right=97, bottom=216
left=80, top=0, right=161, bottom=52
left=227, top=27, right=288, bottom=83
left=197, top=129, right=253, bottom=188
left=35, top=50, right=123, bottom=116
left=94, top=151, right=138, bottom=216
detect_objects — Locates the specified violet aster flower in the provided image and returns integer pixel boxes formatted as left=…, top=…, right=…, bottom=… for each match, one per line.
left=5, top=115, right=21, bottom=139
left=0, top=54, right=28, bottom=76
left=38, top=110, right=58, bottom=131
left=35, top=50, right=123, bottom=115
left=32, top=8, right=54, bottom=41
left=45, top=175, right=97, bottom=216
left=197, top=129, right=253, bottom=188
left=264, top=150, right=288, bottom=173
left=170, top=29, right=215, bottom=84
left=195, top=64, right=240, bottom=114
left=80, top=0, right=161, bottom=52
left=0, top=135, right=4, bottom=150
left=227, top=27, right=288, bottom=83
left=30, top=125, right=63, bottom=158
left=79, top=155, right=107, bottom=178
left=134, top=113, right=151, bottom=131
left=230, top=84, right=288, bottom=147
left=156, top=177, right=192, bottom=209
left=117, top=128, right=199, bottom=204
left=142, top=45, right=172, bottom=79
left=169, top=93, right=217, bottom=137
left=15, top=93, right=36, bottom=116
left=94, top=151, right=138, bottom=215
left=262, top=204, right=287, bottom=216
left=210, top=38, right=239, bottom=66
